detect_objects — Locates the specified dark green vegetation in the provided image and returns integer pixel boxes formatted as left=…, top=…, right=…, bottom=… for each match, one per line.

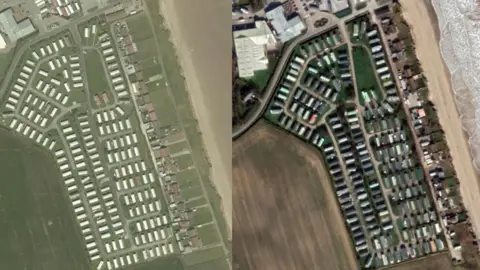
left=352, top=45, right=383, bottom=105
left=0, top=128, right=90, bottom=270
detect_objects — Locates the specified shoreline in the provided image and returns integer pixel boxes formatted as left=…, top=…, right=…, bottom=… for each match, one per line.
left=158, top=0, right=232, bottom=235
left=399, top=0, right=480, bottom=239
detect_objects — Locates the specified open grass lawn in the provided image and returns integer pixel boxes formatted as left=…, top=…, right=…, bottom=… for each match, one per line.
left=185, top=257, right=230, bottom=270
left=0, top=51, right=14, bottom=85
left=84, top=49, right=110, bottom=95
left=126, top=15, right=153, bottom=41
left=247, top=69, right=271, bottom=90
left=197, top=223, right=221, bottom=246
left=173, top=154, right=194, bottom=170
left=192, top=206, right=213, bottom=226
left=352, top=45, right=384, bottom=105
left=182, top=246, right=226, bottom=266
left=168, top=140, right=190, bottom=155
left=146, top=80, right=179, bottom=127
left=0, top=128, right=90, bottom=270
left=181, top=185, right=204, bottom=199
left=186, top=196, right=208, bottom=209
left=233, top=120, right=358, bottom=270
left=124, top=256, right=184, bottom=270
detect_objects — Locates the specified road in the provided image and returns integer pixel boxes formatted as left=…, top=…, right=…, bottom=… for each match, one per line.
left=0, top=6, right=115, bottom=100
left=232, top=1, right=387, bottom=139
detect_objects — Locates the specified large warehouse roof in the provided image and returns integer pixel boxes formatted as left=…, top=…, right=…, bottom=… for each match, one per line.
left=266, top=5, right=306, bottom=43
left=0, top=8, right=35, bottom=43
left=233, top=21, right=277, bottom=78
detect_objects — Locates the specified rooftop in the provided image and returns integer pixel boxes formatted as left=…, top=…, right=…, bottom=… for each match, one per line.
left=265, top=5, right=306, bottom=43
left=233, top=21, right=277, bottom=78
left=0, top=8, right=35, bottom=43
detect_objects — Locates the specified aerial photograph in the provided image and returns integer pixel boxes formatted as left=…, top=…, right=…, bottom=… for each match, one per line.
left=232, top=0, right=480, bottom=269
left=0, top=0, right=231, bottom=270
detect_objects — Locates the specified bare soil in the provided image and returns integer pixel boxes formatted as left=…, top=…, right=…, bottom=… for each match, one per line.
left=232, top=121, right=357, bottom=270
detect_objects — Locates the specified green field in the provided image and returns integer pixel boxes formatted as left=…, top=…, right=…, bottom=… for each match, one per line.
left=0, top=51, right=14, bottom=86
left=197, top=223, right=221, bottom=246
left=124, top=256, right=184, bottom=270
left=168, top=140, right=190, bottom=155
left=186, top=196, right=208, bottom=209
left=84, top=49, right=110, bottom=95
left=192, top=206, right=213, bottom=226
left=182, top=246, right=226, bottom=266
left=352, top=45, right=384, bottom=105
left=0, top=129, right=89, bottom=270
left=173, top=154, right=195, bottom=170
left=146, top=80, right=178, bottom=127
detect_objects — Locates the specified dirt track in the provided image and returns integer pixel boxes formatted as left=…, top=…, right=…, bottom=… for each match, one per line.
left=232, top=121, right=357, bottom=270
left=159, top=0, right=232, bottom=232
left=399, top=0, right=480, bottom=241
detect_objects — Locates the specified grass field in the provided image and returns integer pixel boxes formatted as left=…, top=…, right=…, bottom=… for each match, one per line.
left=84, top=49, right=110, bottom=95
left=124, top=256, right=184, bottom=270
left=232, top=120, right=358, bottom=270
left=198, top=223, right=221, bottom=245
left=384, top=252, right=452, bottom=270
left=168, top=140, right=190, bottom=155
left=352, top=45, right=384, bottom=105
left=182, top=246, right=226, bottom=266
left=0, top=51, right=15, bottom=85
left=192, top=206, right=213, bottom=225
left=0, top=128, right=90, bottom=270
left=186, top=196, right=208, bottom=208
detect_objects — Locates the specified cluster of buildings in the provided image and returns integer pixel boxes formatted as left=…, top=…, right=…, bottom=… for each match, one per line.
left=233, top=3, right=306, bottom=78
left=82, top=24, right=131, bottom=99
left=260, top=8, right=453, bottom=267
left=0, top=23, right=181, bottom=269
left=51, top=0, right=83, bottom=18
left=366, top=115, right=447, bottom=258
left=327, top=107, right=396, bottom=267
left=116, top=21, right=208, bottom=252
left=377, top=7, right=468, bottom=260
left=268, top=29, right=348, bottom=138
left=34, top=0, right=50, bottom=18
left=0, top=8, right=36, bottom=49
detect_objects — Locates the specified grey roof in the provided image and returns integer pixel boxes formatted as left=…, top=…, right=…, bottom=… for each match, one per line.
left=0, top=9, right=35, bottom=43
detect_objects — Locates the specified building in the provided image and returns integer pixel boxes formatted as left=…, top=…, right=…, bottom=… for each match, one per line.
left=0, top=33, right=6, bottom=49
left=265, top=5, right=306, bottom=43
left=0, top=8, right=36, bottom=44
left=233, top=21, right=277, bottom=78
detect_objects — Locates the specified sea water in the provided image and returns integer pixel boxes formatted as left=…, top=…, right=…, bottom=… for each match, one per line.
left=432, top=0, right=480, bottom=169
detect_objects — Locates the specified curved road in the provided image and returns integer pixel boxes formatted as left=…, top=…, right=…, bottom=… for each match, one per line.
left=0, top=7, right=114, bottom=99
left=232, top=3, right=384, bottom=139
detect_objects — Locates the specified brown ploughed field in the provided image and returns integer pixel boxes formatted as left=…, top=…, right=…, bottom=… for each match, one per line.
left=232, top=120, right=357, bottom=270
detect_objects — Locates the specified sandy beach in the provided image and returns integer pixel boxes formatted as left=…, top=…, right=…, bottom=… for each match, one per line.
left=399, top=0, right=480, bottom=238
left=159, top=0, right=232, bottom=233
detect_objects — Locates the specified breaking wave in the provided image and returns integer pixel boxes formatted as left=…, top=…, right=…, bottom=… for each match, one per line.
left=431, top=0, right=480, bottom=170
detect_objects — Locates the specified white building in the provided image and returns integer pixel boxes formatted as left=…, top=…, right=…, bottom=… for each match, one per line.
left=266, top=5, right=306, bottom=43
left=233, top=21, right=277, bottom=78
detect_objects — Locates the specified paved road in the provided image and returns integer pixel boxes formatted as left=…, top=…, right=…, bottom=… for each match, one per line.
left=232, top=13, right=338, bottom=139
left=232, top=1, right=387, bottom=139
left=0, top=6, right=115, bottom=100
